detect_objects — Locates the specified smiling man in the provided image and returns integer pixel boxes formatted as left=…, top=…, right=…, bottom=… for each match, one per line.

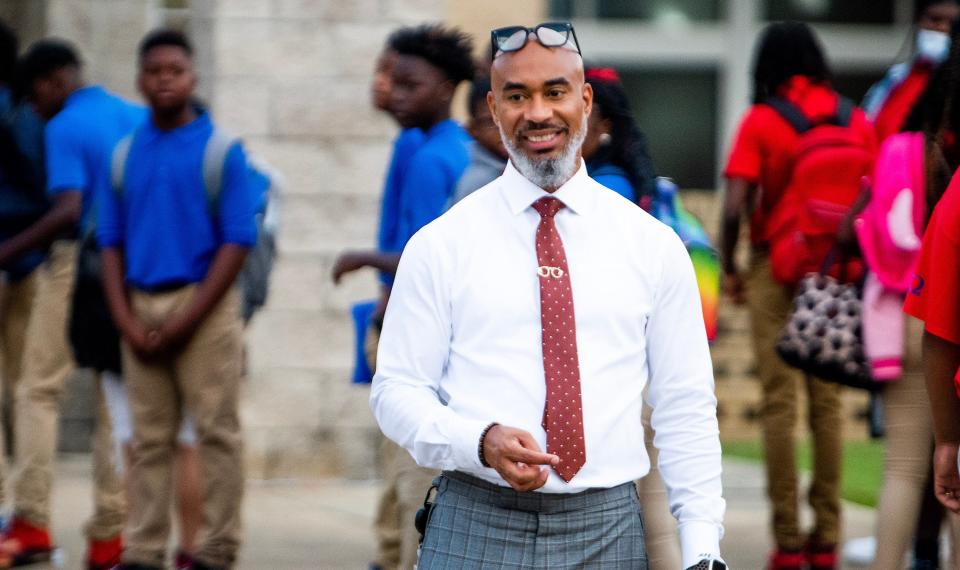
left=371, top=22, right=727, bottom=570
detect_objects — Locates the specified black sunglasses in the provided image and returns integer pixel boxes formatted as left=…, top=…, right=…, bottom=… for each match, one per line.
left=490, top=22, right=581, bottom=60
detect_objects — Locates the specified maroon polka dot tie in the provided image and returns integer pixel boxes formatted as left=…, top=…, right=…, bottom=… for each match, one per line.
left=532, top=196, right=586, bottom=482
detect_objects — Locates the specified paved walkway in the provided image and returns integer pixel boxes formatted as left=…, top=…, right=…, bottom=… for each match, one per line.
left=31, top=455, right=878, bottom=569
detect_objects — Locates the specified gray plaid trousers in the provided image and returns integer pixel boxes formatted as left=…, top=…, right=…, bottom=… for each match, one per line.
left=417, top=471, right=648, bottom=569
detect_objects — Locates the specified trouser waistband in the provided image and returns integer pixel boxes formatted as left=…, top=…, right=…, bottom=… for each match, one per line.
left=440, top=471, right=636, bottom=514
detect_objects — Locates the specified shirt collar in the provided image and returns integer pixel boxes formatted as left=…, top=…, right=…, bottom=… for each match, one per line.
left=424, top=118, right=460, bottom=140
left=500, top=159, right=594, bottom=216
left=143, top=108, right=212, bottom=141
left=65, top=85, right=103, bottom=107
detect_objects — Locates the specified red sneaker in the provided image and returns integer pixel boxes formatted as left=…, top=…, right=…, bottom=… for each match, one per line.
left=0, top=517, right=53, bottom=566
left=768, top=548, right=805, bottom=570
left=87, top=535, right=123, bottom=570
left=806, top=544, right=837, bottom=570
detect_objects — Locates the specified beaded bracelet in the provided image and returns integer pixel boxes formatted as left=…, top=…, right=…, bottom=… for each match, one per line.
left=478, top=422, right=499, bottom=468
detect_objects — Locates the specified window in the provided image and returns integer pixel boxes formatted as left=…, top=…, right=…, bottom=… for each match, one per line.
left=618, top=68, right=719, bottom=189
left=551, top=0, right=722, bottom=22
left=764, top=0, right=895, bottom=24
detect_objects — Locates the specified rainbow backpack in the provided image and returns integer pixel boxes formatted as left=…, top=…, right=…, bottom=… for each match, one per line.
left=650, top=178, right=719, bottom=342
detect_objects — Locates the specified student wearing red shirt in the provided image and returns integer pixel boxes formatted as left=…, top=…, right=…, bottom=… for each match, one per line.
left=720, top=22, right=876, bottom=570
left=906, top=170, right=960, bottom=516
left=864, top=0, right=960, bottom=144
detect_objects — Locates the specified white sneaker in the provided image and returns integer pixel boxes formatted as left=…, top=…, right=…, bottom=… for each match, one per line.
left=843, top=536, right=877, bottom=565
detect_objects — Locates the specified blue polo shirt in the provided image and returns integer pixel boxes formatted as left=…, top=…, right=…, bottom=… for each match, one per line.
left=377, top=127, right=424, bottom=285
left=384, top=118, right=469, bottom=259
left=45, top=85, right=146, bottom=231
left=96, top=111, right=257, bottom=289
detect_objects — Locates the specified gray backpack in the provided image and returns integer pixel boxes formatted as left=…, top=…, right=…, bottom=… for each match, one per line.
left=111, top=128, right=276, bottom=321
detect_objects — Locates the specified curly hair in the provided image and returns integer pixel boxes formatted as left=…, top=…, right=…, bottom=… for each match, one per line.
left=388, top=24, right=475, bottom=84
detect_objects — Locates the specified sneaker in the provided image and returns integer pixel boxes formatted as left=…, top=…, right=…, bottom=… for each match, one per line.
left=842, top=536, right=876, bottom=566
left=174, top=549, right=194, bottom=570
left=807, top=543, right=838, bottom=570
left=768, top=548, right=805, bottom=570
left=0, top=517, right=53, bottom=566
left=87, top=535, right=123, bottom=570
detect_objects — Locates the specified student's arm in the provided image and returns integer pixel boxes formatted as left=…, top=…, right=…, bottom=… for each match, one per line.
left=332, top=151, right=449, bottom=284
left=101, top=246, right=154, bottom=359
left=153, top=244, right=249, bottom=352
left=154, top=143, right=255, bottom=352
left=924, top=330, right=960, bottom=512
left=720, top=110, right=762, bottom=306
left=719, top=177, right=753, bottom=305
left=0, top=191, right=80, bottom=265
left=0, top=117, right=92, bottom=265
left=331, top=251, right=401, bottom=283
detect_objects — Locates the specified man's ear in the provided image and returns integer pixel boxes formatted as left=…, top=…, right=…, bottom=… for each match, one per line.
left=582, top=82, right=593, bottom=120
left=486, top=90, right=500, bottom=129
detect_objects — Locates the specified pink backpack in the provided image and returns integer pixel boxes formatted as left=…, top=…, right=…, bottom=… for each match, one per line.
left=855, top=132, right=925, bottom=381
left=855, top=132, right=925, bottom=292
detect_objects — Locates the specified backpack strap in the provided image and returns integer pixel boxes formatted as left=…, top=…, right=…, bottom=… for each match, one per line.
left=110, top=134, right=134, bottom=199
left=201, top=128, right=239, bottom=213
left=834, top=96, right=854, bottom=128
left=765, top=97, right=813, bottom=134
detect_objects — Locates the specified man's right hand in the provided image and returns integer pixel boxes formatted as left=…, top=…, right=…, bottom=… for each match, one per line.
left=722, top=270, right=746, bottom=305
left=482, top=425, right=559, bottom=492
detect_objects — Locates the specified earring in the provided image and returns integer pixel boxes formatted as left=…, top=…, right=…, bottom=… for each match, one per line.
left=598, top=132, right=612, bottom=145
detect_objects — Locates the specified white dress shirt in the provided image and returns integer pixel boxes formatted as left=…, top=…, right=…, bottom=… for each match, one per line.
left=371, top=161, right=725, bottom=567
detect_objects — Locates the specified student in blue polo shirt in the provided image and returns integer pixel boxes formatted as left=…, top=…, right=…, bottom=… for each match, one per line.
left=98, top=29, right=255, bottom=570
left=331, top=40, right=424, bottom=570
left=330, top=24, right=474, bottom=570
left=0, top=39, right=143, bottom=569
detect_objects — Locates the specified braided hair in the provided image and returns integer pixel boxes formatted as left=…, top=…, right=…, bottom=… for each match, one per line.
left=584, top=68, right=657, bottom=203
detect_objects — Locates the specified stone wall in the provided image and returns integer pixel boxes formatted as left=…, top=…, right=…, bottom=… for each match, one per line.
left=208, top=0, right=450, bottom=479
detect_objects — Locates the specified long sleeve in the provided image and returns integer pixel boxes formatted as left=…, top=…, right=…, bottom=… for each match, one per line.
left=644, top=229, right=725, bottom=569
left=370, top=228, right=491, bottom=470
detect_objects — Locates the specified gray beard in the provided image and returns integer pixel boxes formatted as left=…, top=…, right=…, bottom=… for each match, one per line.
left=501, top=116, right=587, bottom=190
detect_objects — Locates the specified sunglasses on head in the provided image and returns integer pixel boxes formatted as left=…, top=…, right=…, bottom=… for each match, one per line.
left=490, top=22, right=581, bottom=60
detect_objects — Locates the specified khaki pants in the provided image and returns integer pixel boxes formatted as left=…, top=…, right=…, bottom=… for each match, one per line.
left=0, top=271, right=38, bottom=503
left=636, top=401, right=680, bottom=569
left=366, top=324, right=438, bottom=570
left=746, top=256, right=842, bottom=549
left=121, top=287, right=244, bottom=569
left=871, top=316, right=960, bottom=568
left=11, top=241, right=125, bottom=539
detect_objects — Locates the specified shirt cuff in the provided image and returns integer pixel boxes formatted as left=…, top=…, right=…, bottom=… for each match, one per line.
left=445, top=417, right=494, bottom=471
left=679, top=520, right=722, bottom=569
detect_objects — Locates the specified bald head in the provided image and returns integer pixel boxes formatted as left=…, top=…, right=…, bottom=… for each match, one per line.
left=487, top=41, right=592, bottom=191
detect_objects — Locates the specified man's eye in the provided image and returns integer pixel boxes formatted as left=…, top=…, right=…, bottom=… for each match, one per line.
left=547, top=89, right=564, bottom=98
left=507, top=93, right=525, bottom=102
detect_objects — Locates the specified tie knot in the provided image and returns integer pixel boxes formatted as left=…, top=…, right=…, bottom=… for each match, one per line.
left=532, top=197, right=565, bottom=220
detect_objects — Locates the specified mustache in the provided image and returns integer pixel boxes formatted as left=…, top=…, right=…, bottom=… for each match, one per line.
left=517, top=121, right=567, bottom=135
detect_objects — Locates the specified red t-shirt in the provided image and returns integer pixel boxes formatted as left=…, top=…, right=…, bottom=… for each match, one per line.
left=904, top=172, right=960, bottom=346
left=873, top=64, right=932, bottom=144
left=724, top=76, right=877, bottom=244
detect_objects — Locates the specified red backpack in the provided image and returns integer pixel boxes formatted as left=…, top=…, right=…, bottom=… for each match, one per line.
left=763, top=96, right=873, bottom=285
